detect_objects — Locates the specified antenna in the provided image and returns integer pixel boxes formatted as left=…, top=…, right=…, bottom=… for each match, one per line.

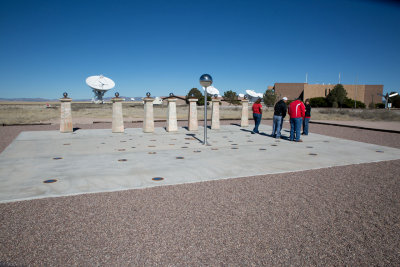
left=306, top=73, right=308, bottom=83
left=202, top=86, right=219, bottom=95
left=354, top=75, right=358, bottom=108
left=86, top=75, right=115, bottom=104
left=339, top=73, right=341, bottom=84
left=245, top=89, right=263, bottom=102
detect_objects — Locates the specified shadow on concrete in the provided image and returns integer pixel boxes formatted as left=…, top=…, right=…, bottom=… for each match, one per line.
left=240, top=129, right=253, bottom=134
left=186, top=133, right=202, bottom=143
left=73, top=127, right=81, bottom=132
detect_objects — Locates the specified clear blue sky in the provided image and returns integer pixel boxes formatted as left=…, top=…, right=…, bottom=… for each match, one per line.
left=0, top=0, right=399, bottom=99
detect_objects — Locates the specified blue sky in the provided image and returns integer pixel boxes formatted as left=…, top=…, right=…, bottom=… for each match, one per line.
left=0, top=0, right=399, bottom=99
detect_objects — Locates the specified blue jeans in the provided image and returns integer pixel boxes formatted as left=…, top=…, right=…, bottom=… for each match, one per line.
left=272, top=115, right=283, bottom=138
left=253, top=113, right=262, bottom=133
left=290, top=117, right=302, bottom=141
left=303, top=118, right=310, bottom=135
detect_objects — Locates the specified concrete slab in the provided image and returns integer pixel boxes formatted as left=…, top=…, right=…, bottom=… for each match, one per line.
left=0, top=125, right=399, bottom=203
left=312, top=120, right=400, bottom=132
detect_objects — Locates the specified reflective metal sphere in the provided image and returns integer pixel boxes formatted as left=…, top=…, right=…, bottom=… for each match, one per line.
left=199, top=74, right=213, bottom=87
left=169, top=93, right=174, bottom=97
left=214, top=94, right=218, bottom=98
left=63, top=92, right=68, bottom=98
left=115, top=92, right=120, bottom=97
left=146, top=92, right=151, bottom=97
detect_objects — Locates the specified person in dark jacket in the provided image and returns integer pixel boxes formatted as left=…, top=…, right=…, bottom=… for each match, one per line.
left=302, top=99, right=311, bottom=135
left=271, top=97, right=288, bottom=139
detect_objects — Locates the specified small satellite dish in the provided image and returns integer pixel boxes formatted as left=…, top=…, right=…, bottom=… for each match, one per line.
left=202, top=86, right=220, bottom=95
left=86, top=75, right=115, bottom=104
left=238, top=93, right=245, bottom=98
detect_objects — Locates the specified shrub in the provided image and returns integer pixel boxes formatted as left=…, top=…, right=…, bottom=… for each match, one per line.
left=375, top=103, right=385, bottom=109
left=342, top=98, right=366, bottom=108
left=309, top=97, right=328, bottom=107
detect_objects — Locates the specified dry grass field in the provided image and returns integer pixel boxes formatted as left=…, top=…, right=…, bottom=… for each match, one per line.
left=0, top=102, right=399, bottom=125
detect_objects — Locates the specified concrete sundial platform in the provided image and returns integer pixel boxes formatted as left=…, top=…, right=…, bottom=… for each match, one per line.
left=0, top=125, right=399, bottom=203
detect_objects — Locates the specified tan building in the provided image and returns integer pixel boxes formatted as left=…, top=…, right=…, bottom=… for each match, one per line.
left=272, top=83, right=383, bottom=105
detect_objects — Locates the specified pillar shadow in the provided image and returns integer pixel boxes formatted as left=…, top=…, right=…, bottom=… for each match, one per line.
left=73, top=127, right=81, bottom=132
left=230, top=123, right=241, bottom=127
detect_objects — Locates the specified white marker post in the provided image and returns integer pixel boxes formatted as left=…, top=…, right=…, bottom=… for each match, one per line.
left=60, top=92, right=73, bottom=133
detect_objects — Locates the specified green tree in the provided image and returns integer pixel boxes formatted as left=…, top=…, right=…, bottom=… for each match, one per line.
left=263, top=89, right=277, bottom=108
left=186, top=88, right=210, bottom=106
left=223, top=90, right=240, bottom=105
left=327, top=84, right=347, bottom=108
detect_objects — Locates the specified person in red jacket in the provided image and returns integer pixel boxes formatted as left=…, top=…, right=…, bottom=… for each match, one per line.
left=288, top=98, right=305, bottom=142
left=252, top=98, right=262, bottom=134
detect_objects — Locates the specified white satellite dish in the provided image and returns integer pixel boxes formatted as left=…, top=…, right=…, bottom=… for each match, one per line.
left=86, top=75, right=115, bottom=104
left=238, top=93, right=244, bottom=98
left=245, top=89, right=263, bottom=102
left=245, top=89, right=258, bottom=97
left=202, top=86, right=220, bottom=95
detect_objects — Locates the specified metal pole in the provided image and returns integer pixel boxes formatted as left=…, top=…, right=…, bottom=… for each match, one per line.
left=354, top=75, right=358, bottom=109
left=204, top=87, right=207, bottom=145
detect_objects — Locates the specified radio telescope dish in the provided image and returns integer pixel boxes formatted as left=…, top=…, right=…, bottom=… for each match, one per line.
left=245, top=89, right=263, bottom=102
left=202, top=86, right=220, bottom=95
left=86, top=75, right=115, bottom=104
left=245, top=89, right=258, bottom=97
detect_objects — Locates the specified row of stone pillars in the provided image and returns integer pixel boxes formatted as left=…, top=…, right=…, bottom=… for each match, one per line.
left=59, top=93, right=250, bottom=133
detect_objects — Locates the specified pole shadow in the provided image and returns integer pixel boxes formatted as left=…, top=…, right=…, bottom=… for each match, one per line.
left=186, top=133, right=202, bottom=143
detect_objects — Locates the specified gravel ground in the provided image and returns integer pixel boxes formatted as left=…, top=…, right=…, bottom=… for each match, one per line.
left=1, top=120, right=400, bottom=266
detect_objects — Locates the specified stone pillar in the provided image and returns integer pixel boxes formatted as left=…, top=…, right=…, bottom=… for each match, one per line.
left=166, top=98, right=178, bottom=132
left=241, top=99, right=249, bottom=127
left=188, top=98, right=198, bottom=131
left=60, top=93, right=73, bottom=133
left=143, top=95, right=155, bottom=133
left=112, top=94, right=124, bottom=133
left=211, top=98, right=220, bottom=130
